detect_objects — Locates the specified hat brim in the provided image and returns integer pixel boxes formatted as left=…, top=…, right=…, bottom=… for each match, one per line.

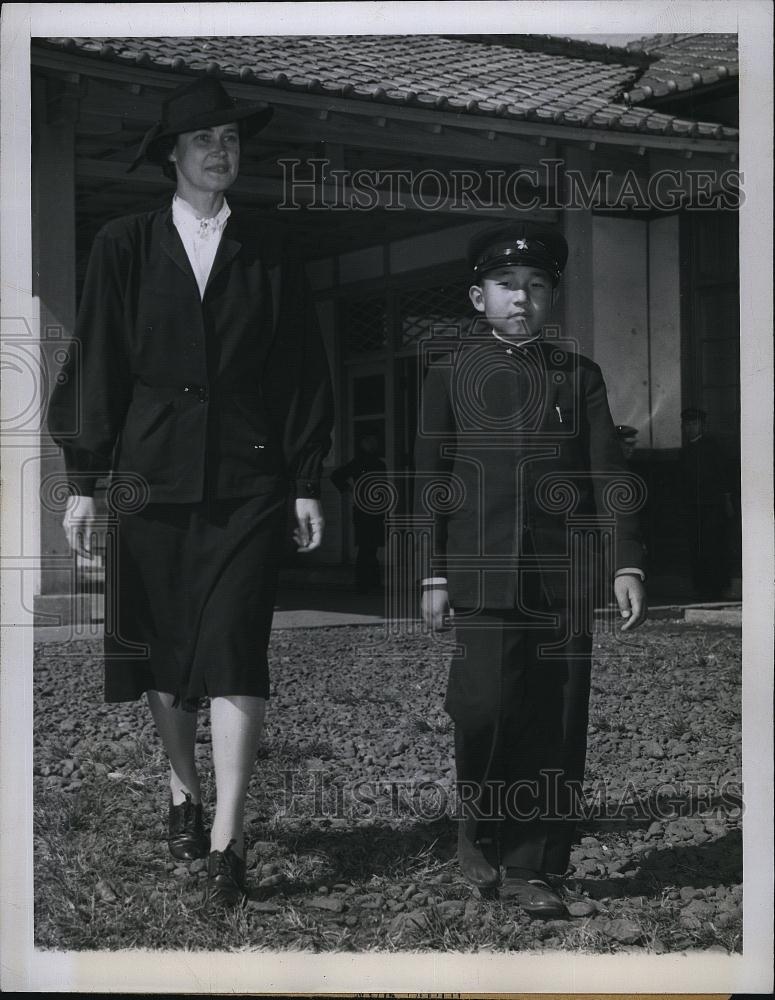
left=128, top=103, right=273, bottom=172
left=467, top=223, right=569, bottom=286
left=473, top=246, right=562, bottom=284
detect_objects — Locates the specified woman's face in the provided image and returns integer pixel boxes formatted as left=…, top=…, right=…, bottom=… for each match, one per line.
left=169, top=122, right=240, bottom=198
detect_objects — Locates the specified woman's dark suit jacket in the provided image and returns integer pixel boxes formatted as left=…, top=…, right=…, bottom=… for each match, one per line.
left=413, top=332, right=646, bottom=611
left=47, top=205, right=333, bottom=502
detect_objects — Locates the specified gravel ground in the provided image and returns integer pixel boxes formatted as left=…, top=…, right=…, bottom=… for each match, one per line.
left=33, top=618, right=742, bottom=953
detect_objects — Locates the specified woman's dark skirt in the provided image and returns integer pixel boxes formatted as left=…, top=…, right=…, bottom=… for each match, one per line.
left=103, top=491, right=288, bottom=710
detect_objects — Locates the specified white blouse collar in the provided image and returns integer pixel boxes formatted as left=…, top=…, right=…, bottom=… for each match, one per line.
left=172, top=194, right=231, bottom=235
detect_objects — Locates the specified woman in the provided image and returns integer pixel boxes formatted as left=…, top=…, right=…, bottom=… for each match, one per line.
left=47, top=77, right=334, bottom=909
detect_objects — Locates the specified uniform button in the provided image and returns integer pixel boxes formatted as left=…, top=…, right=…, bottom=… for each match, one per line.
left=182, top=385, right=208, bottom=402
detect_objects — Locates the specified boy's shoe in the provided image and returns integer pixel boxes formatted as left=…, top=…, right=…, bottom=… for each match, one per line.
left=204, top=840, right=246, bottom=909
left=457, top=821, right=500, bottom=889
left=168, top=793, right=209, bottom=861
left=500, top=871, right=568, bottom=919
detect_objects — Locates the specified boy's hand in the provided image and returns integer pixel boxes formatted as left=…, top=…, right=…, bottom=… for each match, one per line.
left=614, top=574, right=648, bottom=632
left=421, top=588, right=452, bottom=631
left=62, top=494, right=98, bottom=558
left=294, top=498, right=325, bottom=552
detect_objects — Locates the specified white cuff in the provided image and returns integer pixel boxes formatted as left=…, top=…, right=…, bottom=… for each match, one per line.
left=615, top=567, right=646, bottom=581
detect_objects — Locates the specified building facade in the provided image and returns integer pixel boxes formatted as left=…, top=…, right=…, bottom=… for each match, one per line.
left=29, top=33, right=740, bottom=605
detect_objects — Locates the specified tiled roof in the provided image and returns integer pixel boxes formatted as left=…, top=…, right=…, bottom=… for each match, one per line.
left=624, top=33, right=738, bottom=102
left=37, top=34, right=738, bottom=142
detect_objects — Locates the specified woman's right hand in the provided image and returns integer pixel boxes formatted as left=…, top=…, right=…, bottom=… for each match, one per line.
left=62, top=495, right=98, bottom=558
left=421, top=588, right=452, bottom=631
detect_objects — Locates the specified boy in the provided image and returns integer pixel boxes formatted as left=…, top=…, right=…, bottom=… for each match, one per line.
left=414, top=222, right=647, bottom=918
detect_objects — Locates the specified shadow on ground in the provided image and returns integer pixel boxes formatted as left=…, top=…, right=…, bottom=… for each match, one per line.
left=245, top=813, right=742, bottom=904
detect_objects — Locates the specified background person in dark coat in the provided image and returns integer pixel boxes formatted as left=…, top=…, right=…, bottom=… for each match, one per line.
left=331, top=434, right=387, bottom=589
left=414, top=222, right=647, bottom=919
left=615, top=423, right=639, bottom=462
left=47, top=78, right=334, bottom=910
left=679, top=407, right=736, bottom=600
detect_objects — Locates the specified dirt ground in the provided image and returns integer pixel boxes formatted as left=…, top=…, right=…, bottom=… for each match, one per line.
left=33, top=617, right=742, bottom=953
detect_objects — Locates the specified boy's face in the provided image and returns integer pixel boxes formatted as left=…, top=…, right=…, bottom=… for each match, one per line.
left=469, top=264, right=557, bottom=339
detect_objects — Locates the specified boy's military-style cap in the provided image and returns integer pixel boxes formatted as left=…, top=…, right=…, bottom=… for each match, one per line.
left=468, top=222, right=569, bottom=285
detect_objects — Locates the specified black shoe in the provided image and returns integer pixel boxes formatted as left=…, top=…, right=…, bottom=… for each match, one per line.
left=168, top=793, right=209, bottom=861
left=457, top=821, right=500, bottom=889
left=500, top=871, right=568, bottom=919
left=204, top=840, right=246, bottom=909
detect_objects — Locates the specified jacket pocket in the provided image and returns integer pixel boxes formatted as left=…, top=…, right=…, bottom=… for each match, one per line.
left=136, top=400, right=175, bottom=440
left=121, top=396, right=175, bottom=446
left=116, top=392, right=182, bottom=485
left=231, top=394, right=272, bottom=443
left=217, top=395, right=281, bottom=474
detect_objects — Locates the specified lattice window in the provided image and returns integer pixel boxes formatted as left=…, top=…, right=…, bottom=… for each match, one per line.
left=343, top=295, right=388, bottom=356
left=399, top=282, right=472, bottom=347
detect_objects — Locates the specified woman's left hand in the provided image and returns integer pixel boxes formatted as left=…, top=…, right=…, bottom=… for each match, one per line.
left=294, top=498, right=325, bottom=552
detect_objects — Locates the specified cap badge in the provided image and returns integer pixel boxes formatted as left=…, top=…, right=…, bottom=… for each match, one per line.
left=516, top=239, right=529, bottom=250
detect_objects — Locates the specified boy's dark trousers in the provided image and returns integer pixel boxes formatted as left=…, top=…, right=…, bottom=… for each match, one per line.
left=447, top=576, right=593, bottom=877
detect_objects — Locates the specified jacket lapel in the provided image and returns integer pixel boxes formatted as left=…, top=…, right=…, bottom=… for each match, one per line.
left=158, top=208, right=243, bottom=295
left=159, top=208, right=197, bottom=282
left=205, top=218, right=242, bottom=294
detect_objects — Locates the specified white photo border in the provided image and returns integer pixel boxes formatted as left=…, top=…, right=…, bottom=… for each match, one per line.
left=1, top=1, right=772, bottom=993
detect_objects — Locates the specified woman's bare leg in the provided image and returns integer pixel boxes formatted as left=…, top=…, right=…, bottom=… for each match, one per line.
left=209, top=695, right=266, bottom=857
left=146, top=690, right=201, bottom=805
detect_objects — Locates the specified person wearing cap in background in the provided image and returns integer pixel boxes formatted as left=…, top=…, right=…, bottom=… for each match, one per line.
left=679, top=407, right=736, bottom=600
left=47, top=77, right=334, bottom=910
left=414, top=222, right=647, bottom=919
left=616, top=424, right=639, bottom=462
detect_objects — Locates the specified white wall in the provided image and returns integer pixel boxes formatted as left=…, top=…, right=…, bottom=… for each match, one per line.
left=592, top=215, right=651, bottom=443
left=648, top=214, right=682, bottom=448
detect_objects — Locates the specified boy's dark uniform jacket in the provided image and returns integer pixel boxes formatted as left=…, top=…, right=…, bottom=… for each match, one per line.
left=414, top=334, right=646, bottom=609
left=47, top=206, right=333, bottom=501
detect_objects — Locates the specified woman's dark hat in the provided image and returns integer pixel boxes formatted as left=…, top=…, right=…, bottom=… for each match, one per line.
left=128, top=77, right=274, bottom=172
left=468, top=222, right=569, bottom=285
